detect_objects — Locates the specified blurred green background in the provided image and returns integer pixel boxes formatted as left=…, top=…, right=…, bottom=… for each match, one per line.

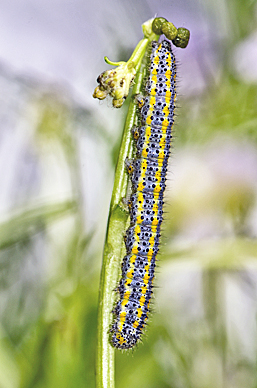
left=0, top=0, right=257, bottom=387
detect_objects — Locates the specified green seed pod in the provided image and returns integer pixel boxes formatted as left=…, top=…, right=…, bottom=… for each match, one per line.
left=152, top=17, right=168, bottom=35
left=162, top=22, right=178, bottom=40
left=172, top=27, right=190, bottom=48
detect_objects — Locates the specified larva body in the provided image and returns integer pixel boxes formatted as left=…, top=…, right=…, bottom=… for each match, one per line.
left=111, top=40, right=176, bottom=349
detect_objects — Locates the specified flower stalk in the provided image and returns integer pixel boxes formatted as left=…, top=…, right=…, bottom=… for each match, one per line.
left=96, top=21, right=158, bottom=388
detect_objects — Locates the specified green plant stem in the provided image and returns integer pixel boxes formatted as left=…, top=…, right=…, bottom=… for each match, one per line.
left=96, top=34, right=157, bottom=388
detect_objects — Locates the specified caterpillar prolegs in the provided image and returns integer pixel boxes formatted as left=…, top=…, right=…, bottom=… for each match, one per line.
left=111, top=40, right=176, bottom=349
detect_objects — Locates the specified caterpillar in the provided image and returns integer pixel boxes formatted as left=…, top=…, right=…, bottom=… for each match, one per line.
left=111, top=39, right=176, bottom=349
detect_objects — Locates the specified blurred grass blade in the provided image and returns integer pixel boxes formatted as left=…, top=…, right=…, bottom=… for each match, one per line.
left=0, top=200, right=77, bottom=249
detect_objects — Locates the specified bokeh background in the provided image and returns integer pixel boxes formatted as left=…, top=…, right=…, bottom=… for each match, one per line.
left=0, top=0, right=257, bottom=387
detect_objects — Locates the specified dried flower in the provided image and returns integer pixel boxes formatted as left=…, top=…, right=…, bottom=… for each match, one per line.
left=93, top=60, right=136, bottom=108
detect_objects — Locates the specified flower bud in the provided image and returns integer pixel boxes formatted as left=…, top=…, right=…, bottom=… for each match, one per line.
left=162, top=22, right=178, bottom=41
left=172, top=27, right=190, bottom=48
left=152, top=17, right=168, bottom=35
